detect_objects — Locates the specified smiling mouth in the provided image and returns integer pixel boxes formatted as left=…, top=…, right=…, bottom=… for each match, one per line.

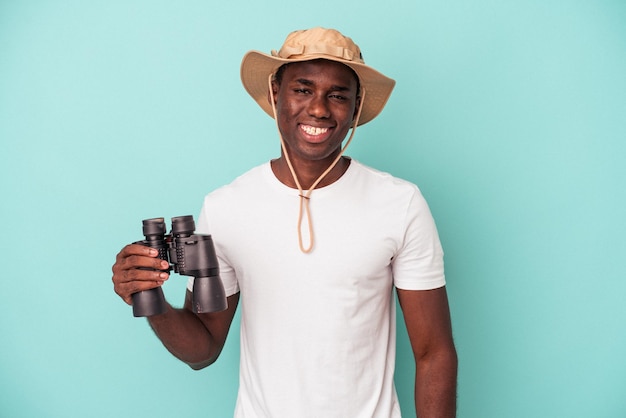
left=300, top=125, right=329, bottom=136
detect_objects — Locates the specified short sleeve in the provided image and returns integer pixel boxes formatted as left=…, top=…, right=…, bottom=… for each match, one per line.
left=391, top=189, right=445, bottom=290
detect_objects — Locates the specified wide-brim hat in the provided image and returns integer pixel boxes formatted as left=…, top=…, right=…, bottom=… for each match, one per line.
left=240, top=27, right=396, bottom=126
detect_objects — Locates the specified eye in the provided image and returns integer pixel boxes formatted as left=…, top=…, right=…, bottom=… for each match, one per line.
left=294, top=88, right=311, bottom=95
left=329, top=94, right=348, bottom=101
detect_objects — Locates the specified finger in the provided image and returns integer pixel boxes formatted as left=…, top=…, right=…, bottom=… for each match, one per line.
left=118, top=266, right=169, bottom=285
left=122, top=254, right=170, bottom=272
left=114, top=244, right=159, bottom=273
left=117, top=243, right=160, bottom=261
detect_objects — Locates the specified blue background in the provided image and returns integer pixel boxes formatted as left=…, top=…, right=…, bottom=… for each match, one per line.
left=1, top=1, right=625, bottom=417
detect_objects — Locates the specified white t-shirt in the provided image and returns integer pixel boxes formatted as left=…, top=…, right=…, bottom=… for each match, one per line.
left=191, top=159, right=445, bottom=418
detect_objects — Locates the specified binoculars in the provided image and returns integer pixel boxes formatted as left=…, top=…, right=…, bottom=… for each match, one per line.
left=131, top=215, right=227, bottom=317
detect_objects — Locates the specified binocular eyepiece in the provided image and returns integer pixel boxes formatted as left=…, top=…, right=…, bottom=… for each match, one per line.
left=131, top=215, right=227, bottom=317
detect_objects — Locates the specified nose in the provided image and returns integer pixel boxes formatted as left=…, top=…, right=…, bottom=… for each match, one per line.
left=307, top=94, right=330, bottom=119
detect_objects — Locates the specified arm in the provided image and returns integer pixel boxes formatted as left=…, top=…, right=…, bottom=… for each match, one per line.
left=148, top=291, right=239, bottom=370
left=397, top=286, right=458, bottom=418
left=112, top=244, right=239, bottom=369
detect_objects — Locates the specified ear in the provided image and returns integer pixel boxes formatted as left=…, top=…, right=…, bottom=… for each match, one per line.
left=267, top=79, right=280, bottom=106
left=352, top=95, right=362, bottom=122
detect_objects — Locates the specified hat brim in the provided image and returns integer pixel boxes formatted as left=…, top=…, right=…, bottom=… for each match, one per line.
left=240, top=50, right=395, bottom=126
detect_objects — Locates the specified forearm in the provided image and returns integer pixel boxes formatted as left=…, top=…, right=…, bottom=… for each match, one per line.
left=414, top=347, right=458, bottom=418
left=147, top=304, right=219, bottom=369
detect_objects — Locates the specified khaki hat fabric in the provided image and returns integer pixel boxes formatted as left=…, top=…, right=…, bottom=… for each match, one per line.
left=240, top=27, right=396, bottom=126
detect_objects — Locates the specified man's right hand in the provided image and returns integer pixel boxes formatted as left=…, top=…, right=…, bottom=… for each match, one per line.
left=111, top=244, right=170, bottom=305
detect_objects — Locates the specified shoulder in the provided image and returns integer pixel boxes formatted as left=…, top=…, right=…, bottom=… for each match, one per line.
left=346, top=161, right=437, bottom=236
left=348, top=159, right=423, bottom=202
left=196, top=162, right=272, bottom=233
left=205, top=162, right=270, bottom=201
left=351, top=160, right=418, bottom=187
left=197, top=162, right=272, bottom=224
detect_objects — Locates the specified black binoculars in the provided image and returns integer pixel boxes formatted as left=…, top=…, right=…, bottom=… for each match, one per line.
left=131, top=215, right=227, bottom=317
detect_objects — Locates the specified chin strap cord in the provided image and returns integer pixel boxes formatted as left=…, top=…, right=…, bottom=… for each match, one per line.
left=268, top=73, right=366, bottom=253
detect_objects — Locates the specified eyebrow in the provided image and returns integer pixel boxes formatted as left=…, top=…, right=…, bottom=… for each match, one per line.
left=294, top=78, right=353, bottom=92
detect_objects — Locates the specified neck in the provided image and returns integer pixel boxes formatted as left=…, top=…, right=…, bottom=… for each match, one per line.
left=271, top=155, right=351, bottom=190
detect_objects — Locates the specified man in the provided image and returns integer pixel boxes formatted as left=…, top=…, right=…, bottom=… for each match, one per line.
left=112, top=27, right=457, bottom=417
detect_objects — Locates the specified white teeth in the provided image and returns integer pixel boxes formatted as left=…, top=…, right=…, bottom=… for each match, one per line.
left=301, top=125, right=328, bottom=136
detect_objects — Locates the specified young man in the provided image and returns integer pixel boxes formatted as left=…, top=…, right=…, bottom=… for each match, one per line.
left=112, top=27, right=457, bottom=417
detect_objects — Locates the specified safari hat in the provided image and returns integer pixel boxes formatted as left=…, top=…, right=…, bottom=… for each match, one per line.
left=240, top=27, right=395, bottom=126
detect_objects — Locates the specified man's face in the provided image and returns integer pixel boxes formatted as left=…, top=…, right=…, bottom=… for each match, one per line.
left=271, top=60, right=360, bottom=165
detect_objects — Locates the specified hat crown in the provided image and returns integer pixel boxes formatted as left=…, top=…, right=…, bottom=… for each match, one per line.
left=272, top=27, right=364, bottom=64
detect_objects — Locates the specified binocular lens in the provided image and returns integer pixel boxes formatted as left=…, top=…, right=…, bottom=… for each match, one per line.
left=171, top=215, right=195, bottom=236
left=142, top=218, right=166, bottom=236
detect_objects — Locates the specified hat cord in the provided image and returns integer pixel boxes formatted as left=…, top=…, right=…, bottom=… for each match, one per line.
left=267, top=73, right=366, bottom=253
